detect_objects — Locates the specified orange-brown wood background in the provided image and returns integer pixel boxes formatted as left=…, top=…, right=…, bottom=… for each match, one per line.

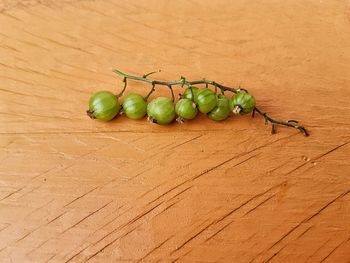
left=1, top=0, right=350, bottom=262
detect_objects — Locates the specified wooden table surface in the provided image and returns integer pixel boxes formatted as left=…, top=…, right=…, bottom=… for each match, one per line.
left=1, top=0, right=350, bottom=262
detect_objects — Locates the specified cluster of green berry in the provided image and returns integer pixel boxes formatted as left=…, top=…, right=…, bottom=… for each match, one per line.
left=87, top=86, right=256, bottom=124
left=86, top=69, right=308, bottom=136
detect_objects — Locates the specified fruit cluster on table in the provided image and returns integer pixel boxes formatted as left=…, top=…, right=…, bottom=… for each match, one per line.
left=86, top=69, right=308, bottom=136
left=87, top=86, right=256, bottom=124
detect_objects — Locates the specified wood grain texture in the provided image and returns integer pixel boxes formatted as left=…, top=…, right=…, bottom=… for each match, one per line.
left=0, top=0, right=350, bottom=262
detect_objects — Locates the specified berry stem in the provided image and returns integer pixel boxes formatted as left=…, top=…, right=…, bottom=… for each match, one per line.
left=143, top=70, right=160, bottom=78
left=86, top=110, right=95, bottom=119
left=144, top=83, right=156, bottom=101
left=253, top=107, right=309, bottom=136
left=116, top=77, right=127, bottom=97
left=167, top=84, right=175, bottom=102
left=112, top=68, right=309, bottom=136
left=189, top=86, right=195, bottom=102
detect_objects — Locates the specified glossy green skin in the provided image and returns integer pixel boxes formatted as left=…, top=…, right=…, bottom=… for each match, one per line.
left=196, top=88, right=218, bottom=113
left=230, top=92, right=256, bottom=114
left=183, top=87, right=199, bottom=102
left=122, top=93, right=147, bottom=119
left=175, top=98, right=198, bottom=120
left=208, top=94, right=230, bottom=121
left=89, top=91, right=120, bottom=121
left=147, top=97, right=175, bottom=125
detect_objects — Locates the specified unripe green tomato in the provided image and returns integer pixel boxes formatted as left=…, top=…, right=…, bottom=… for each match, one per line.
left=88, top=91, right=120, bottom=121
left=196, top=88, right=218, bottom=113
left=208, top=94, right=230, bottom=121
left=175, top=98, right=198, bottom=120
left=147, top=97, right=175, bottom=125
left=183, top=86, right=199, bottom=102
left=122, top=93, right=147, bottom=120
left=230, top=92, right=256, bottom=115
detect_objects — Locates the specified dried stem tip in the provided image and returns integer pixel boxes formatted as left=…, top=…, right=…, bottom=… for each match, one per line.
left=232, top=105, right=242, bottom=114
left=176, top=116, right=185, bottom=124
left=86, top=110, right=95, bottom=119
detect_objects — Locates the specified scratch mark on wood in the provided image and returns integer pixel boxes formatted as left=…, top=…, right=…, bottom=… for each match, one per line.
left=138, top=182, right=167, bottom=199
left=26, top=199, right=55, bottom=217
left=170, top=135, right=203, bottom=150
left=44, top=253, right=57, bottom=263
left=26, top=238, right=50, bottom=256
left=317, top=141, right=350, bottom=159
left=171, top=249, right=193, bottom=263
left=46, top=211, right=68, bottom=225
left=88, top=205, right=132, bottom=239
left=126, top=167, right=153, bottom=182
left=206, top=183, right=286, bottom=242
left=138, top=235, right=174, bottom=262
left=91, top=201, right=164, bottom=249
left=191, top=134, right=296, bottom=182
left=85, top=225, right=140, bottom=262
left=0, top=86, right=67, bottom=102
left=68, top=1, right=117, bottom=20
left=260, top=189, right=350, bottom=258
left=146, top=183, right=190, bottom=206
left=228, top=153, right=261, bottom=170
left=168, top=186, right=193, bottom=202
left=63, top=186, right=99, bottom=207
left=285, top=141, right=350, bottom=176
left=216, top=182, right=285, bottom=225
left=320, top=237, right=350, bottom=262
left=124, top=202, right=164, bottom=229
left=304, top=238, right=331, bottom=262
left=64, top=244, right=91, bottom=263
left=296, top=225, right=313, bottom=239
left=1, top=12, right=23, bottom=22
left=156, top=198, right=183, bottom=217
left=15, top=231, right=33, bottom=243
left=306, top=189, right=350, bottom=222
left=28, top=166, right=59, bottom=182
left=62, top=201, right=112, bottom=234
left=22, top=29, right=94, bottom=55
left=50, top=69, right=114, bottom=85
left=118, top=224, right=140, bottom=240
left=263, top=244, right=288, bottom=263
left=13, top=64, right=51, bottom=78
left=243, top=194, right=275, bottom=216
left=17, top=184, right=42, bottom=199
left=0, top=31, right=51, bottom=51
left=0, top=187, right=23, bottom=201
left=171, top=220, right=218, bottom=255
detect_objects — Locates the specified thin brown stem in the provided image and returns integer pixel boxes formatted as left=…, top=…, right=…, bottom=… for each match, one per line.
left=254, top=107, right=309, bottom=136
left=144, top=83, right=156, bottom=100
left=116, top=77, right=127, bottom=97
left=167, top=85, right=175, bottom=102
left=189, top=86, right=195, bottom=102
left=143, top=70, right=160, bottom=78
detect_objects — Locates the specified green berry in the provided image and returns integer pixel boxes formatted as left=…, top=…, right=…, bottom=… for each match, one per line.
left=122, top=93, right=147, bottom=119
left=87, top=91, right=120, bottom=121
left=208, top=94, right=230, bottom=121
left=175, top=98, right=198, bottom=120
left=147, top=97, right=175, bottom=125
left=230, top=92, right=256, bottom=115
left=183, top=86, right=199, bottom=102
left=196, top=88, right=217, bottom=113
